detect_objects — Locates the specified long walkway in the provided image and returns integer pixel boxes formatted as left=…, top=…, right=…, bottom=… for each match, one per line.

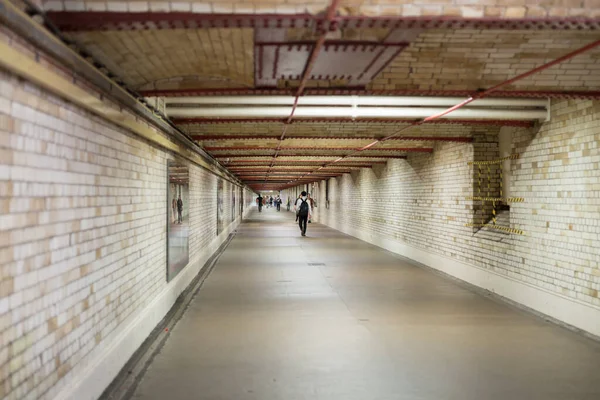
left=132, top=208, right=600, bottom=400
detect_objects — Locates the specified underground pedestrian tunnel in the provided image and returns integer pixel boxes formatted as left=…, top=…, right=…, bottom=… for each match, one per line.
left=1, top=1, right=600, bottom=399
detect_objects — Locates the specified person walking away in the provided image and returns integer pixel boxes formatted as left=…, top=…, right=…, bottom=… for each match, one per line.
left=256, top=194, right=263, bottom=212
left=270, top=197, right=274, bottom=208
left=286, top=197, right=291, bottom=211
left=295, top=194, right=301, bottom=222
left=177, top=195, right=183, bottom=223
left=295, top=191, right=312, bottom=236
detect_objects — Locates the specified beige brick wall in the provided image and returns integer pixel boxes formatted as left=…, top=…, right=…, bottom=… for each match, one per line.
left=0, top=68, right=245, bottom=399
left=299, top=99, right=600, bottom=319
left=244, top=186, right=256, bottom=215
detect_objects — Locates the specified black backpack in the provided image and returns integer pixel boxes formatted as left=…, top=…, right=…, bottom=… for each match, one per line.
left=298, top=199, right=309, bottom=217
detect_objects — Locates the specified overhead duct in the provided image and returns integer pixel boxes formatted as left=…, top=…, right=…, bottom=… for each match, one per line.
left=164, top=96, right=547, bottom=108
left=166, top=106, right=548, bottom=121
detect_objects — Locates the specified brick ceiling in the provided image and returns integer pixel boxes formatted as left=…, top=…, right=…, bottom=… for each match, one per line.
left=68, top=28, right=255, bottom=89
left=41, top=0, right=600, bottom=191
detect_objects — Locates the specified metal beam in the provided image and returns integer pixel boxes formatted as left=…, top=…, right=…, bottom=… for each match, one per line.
left=223, top=161, right=386, bottom=165
left=206, top=146, right=433, bottom=152
left=193, top=135, right=475, bottom=142
left=214, top=154, right=410, bottom=158
left=236, top=171, right=349, bottom=175
left=235, top=168, right=350, bottom=172
left=229, top=166, right=376, bottom=169
left=243, top=179, right=326, bottom=181
left=45, top=12, right=600, bottom=31
left=149, top=88, right=600, bottom=100
left=230, top=169, right=355, bottom=173
left=180, top=118, right=535, bottom=127
left=243, top=181, right=337, bottom=184
left=239, top=176, right=342, bottom=180
left=238, top=177, right=342, bottom=180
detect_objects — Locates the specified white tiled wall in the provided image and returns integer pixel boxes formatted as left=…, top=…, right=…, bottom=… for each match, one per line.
left=297, top=99, right=600, bottom=336
left=0, top=70, right=246, bottom=400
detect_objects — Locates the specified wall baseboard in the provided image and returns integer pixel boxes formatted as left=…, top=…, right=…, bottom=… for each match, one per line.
left=327, top=221, right=600, bottom=338
left=54, top=218, right=241, bottom=400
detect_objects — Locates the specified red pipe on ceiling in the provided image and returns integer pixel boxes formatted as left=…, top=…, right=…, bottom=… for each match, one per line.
left=484, top=40, right=600, bottom=95
left=385, top=37, right=600, bottom=141
left=266, top=0, right=342, bottom=179
left=423, top=38, right=600, bottom=123
left=286, top=38, right=600, bottom=188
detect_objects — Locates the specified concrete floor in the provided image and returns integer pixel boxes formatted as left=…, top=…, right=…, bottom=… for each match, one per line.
left=132, top=209, right=600, bottom=400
